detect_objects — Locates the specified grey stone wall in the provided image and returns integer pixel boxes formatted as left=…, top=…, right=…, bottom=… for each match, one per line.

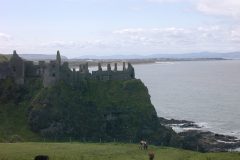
left=43, top=61, right=60, bottom=87
left=92, top=63, right=135, bottom=81
left=0, top=62, right=11, bottom=80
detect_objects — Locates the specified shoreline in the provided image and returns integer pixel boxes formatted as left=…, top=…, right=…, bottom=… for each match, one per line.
left=159, top=117, right=240, bottom=152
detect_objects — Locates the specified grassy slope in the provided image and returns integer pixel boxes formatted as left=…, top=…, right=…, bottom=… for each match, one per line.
left=0, top=78, right=42, bottom=141
left=0, top=54, right=10, bottom=62
left=0, top=143, right=239, bottom=160
left=0, top=102, right=39, bottom=141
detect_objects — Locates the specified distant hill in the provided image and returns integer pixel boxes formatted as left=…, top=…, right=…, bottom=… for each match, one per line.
left=0, top=54, right=68, bottom=61
left=73, top=52, right=240, bottom=60
left=19, top=54, right=68, bottom=61
left=74, top=54, right=145, bottom=60
left=150, top=52, right=240, bottom=59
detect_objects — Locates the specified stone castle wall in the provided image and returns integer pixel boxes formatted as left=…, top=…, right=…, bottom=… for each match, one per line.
left=92, top=62, right=135, bottom=81
left=0, top=51, right=135, bottom=87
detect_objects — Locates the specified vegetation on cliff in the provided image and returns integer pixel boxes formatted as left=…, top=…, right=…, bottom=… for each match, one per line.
left=28, top=79, right=179, bottom=145
left=0, top=78, right=41, bottom=141
left=0, top=78, right=178, bottom=146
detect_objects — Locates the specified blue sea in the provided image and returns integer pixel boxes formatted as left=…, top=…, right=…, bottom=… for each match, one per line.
left=134, top=60, right=240, bottom=139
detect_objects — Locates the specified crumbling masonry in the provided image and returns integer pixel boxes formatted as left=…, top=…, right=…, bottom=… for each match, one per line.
left=0, top=50, right=135, bottom=87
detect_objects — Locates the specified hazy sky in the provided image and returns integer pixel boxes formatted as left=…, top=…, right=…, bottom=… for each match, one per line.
left=1, top=0, right=240, bottom=57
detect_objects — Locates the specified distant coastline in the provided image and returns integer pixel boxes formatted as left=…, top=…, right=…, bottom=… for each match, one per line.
left=67, top=58, right=227, bottom=69
left=0, top=53, right=229, bottom=67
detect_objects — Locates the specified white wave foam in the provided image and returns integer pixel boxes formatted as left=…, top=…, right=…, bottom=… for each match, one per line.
left=195, top=122, right=210, bottom=128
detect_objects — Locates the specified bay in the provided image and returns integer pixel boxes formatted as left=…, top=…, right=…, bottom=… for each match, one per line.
left=134, top=60, right=240, bottom=138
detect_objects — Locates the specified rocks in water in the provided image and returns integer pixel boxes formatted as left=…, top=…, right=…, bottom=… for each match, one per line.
left=181, top=123, right=201, bottom=128
left=158, top=117, right=201, bottom=129
left=179, top=130, right=240, bottom=152
left=158, top=117, right=194, bottom=125
left=159, top=117, right=240, bottom=152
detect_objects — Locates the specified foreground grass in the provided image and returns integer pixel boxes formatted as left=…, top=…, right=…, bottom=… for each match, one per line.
left=0, top=143, right=239, bottom=160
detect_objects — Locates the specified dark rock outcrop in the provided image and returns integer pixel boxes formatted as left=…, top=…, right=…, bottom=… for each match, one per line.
left=159, top=117, right=240, bottom=152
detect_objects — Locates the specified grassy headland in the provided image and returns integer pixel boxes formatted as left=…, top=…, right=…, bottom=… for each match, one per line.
left=0, top=54, right=10, bottom=62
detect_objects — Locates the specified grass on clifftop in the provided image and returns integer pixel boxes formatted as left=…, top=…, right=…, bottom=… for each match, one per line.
left=0, top=142, right=239, bottom=160
left=0, top=54, right=10, bottom=62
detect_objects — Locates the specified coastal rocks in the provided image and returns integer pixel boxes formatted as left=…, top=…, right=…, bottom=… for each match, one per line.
left=159, top=117, right=240, bottom=152
left=179, top=130, right=240, bottom=152
left=158, top=117, right=201, bottom=130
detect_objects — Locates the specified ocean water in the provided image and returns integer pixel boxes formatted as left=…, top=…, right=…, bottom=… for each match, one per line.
left=134, top=60, right=240, bottom=138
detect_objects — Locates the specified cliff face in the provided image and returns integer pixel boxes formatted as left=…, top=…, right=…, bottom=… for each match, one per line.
left=0, top=78, right=178, bottom=145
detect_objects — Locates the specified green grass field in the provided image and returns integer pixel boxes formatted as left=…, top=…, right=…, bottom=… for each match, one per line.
left=0, top=143, right=239, bottom=160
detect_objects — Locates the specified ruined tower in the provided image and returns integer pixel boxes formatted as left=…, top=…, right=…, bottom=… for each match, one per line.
left=98, top=63, right=102, bottom=71
left=114, top=63, right=117, bottom=71
left=43, top=51, right=61, bottom=87
left=123, top=62, right=126, bottom=71
left=127, top=63, right=135, bottom=79
left=107, top=64, right=111, bottom=71
left=56, top=50, right=61, bottom=65
left=9, top=50, right=25, bottom=84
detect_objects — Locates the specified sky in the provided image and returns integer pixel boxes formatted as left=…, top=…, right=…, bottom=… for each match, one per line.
left=1, top=0, right=240, bottom=58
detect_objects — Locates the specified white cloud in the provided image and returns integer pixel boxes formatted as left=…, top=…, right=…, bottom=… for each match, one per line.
left=147, top=0, right=240, bottom=18
left=0, top=33, right=12, bottom=41
left=113, top=26, right=240, bottom=53
left=197, top=0, right=240, bottom=18
left=41, top=41, right=80, bottom=48
left=230, top=27, right=240, bottom=43
left=1, top=26, right=240, bottom=56
left=0, top=33, right=15, bottom=53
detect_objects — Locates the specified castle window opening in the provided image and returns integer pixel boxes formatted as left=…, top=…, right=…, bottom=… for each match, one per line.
left=52, top=73, right=56, bottom=77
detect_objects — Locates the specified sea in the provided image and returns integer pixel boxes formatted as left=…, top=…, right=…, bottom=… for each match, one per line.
left=134, top=60, right=240, bottom=139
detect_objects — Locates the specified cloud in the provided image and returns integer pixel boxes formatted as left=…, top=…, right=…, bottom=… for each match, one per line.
left=41, top=41, right=81, bottom=48
left=0, top=33, right=15, bottom=53
left=113, top=26, right=240, bottom=53
left=41, top=40, right=116, bottom=50
left=197, top=0, right=240, bottom=18
left=147, top=0, right=240, bottom=19
left=230, top=27, right=240, bottom=43
left=1, top=26, right=240, bottom=56
left=0, top=33, right=12, bottom=42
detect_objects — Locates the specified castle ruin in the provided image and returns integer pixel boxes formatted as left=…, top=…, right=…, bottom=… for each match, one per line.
left=0, top=50, right=135, bottom=87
